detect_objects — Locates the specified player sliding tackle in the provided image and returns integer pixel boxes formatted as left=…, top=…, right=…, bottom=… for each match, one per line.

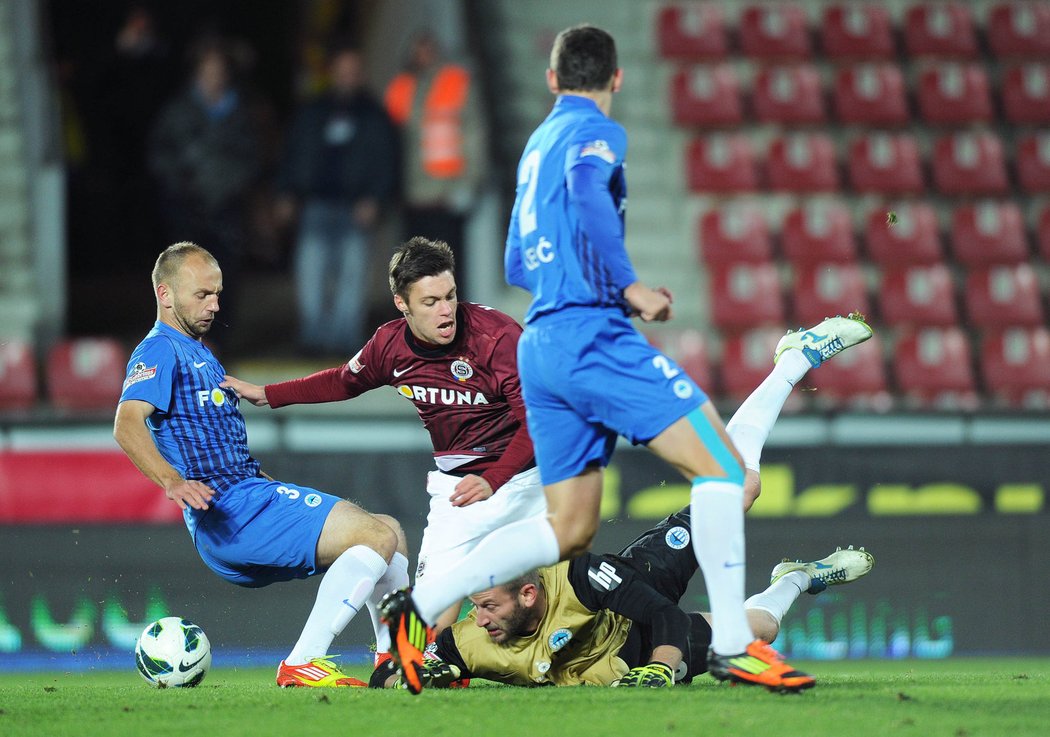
left=375, top=312, right=874, bottom=689
left=380, top=23, right=874, bottom=695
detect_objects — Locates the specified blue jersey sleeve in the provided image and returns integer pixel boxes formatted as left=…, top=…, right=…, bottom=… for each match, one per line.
left=566, top=163, right=636, bottom=290
left=120, top=337, right=176, bottom=413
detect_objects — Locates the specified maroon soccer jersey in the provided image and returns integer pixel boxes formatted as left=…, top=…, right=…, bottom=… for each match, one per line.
left=265, top=303, right=535, bottom=490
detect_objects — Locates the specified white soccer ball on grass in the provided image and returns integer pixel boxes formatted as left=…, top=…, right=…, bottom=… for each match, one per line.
left=134, top=616, right=212, bottom=688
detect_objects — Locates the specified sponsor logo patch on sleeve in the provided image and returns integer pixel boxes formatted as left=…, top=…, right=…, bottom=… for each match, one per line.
left=348, top=350, right=365, bottom=374
left=122, top=362, right=157, bottom=389
left=580, top=139, right=616, bottom=164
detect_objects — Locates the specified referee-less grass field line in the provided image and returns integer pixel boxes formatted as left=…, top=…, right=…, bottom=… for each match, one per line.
left=2, top=659, right=1049, bottom=737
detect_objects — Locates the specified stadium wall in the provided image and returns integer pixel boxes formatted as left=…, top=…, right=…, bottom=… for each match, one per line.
left=2, top=442, right=1047, bottom=671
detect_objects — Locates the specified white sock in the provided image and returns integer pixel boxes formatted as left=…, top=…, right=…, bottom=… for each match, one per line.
left=726, top=350, right=810, bottom=471
left=690, top=480, right=754, bottom=654
left=744, top=570, right=809, bottom=626
left=413, top=515, right=560, bottom=624
left=285, top=545, right=388, bottom=666
left=367, top=551, right=410, bottom=654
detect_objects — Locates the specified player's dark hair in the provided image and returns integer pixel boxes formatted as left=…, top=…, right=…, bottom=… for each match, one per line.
left=500, top=569, right=542, bottom=595
left=388, top=237, right=456, bottom=298
left=152, top=242, right=218, bottom=288
left=550, top=25, right=617, bottom=92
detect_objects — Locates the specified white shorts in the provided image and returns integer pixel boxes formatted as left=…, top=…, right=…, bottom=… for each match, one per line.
left=415, top=466, right=547, bottom=582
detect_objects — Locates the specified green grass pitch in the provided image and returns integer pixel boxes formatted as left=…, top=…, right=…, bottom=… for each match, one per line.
left=2, top=659, right=1049, bottom=737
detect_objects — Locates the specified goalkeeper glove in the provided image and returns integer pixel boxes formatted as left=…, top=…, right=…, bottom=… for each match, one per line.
left=399, top=659, right=463, bottom=690
left=613, top=661, right=675, bottom=688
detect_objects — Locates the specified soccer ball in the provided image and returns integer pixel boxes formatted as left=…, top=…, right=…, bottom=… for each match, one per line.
left=134, top=616, right=212, bottom=688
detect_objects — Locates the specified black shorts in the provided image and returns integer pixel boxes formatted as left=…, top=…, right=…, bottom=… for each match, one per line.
left=611, top=507, right=713, bottom=681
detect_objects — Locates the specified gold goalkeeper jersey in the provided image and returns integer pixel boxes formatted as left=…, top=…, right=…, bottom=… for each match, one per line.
left=448, top=561, right=633, bottom=686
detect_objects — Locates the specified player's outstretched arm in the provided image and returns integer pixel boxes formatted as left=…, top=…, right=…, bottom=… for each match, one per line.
left=114, top=400, right=215, bottom=510
left=220, top=375, right=269, bottom=406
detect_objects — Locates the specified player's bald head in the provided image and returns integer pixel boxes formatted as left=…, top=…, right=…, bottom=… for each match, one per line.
left=152, top=242, right=219, bottom=289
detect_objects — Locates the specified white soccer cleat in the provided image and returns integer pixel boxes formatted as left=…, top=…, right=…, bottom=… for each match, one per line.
left=773, top=312, right=873, bottom=368
left=770, top=545, right=874, bottom=595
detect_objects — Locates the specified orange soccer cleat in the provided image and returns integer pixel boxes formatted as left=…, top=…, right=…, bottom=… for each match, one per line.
left=707, top=640, right=816, bottom=693
left=276, top=657, right=367, bottom=688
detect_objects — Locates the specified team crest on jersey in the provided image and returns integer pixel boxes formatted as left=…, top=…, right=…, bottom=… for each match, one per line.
left=122, top=362, right=157, bottom=389
left=580, top=139, right=615, bottom=164
left=665, top=526, right=691, bottom=550
left=548, top=628, right=572, bottom=652
left=304, top=493, right=322, bottom=508
left=450, top=359, right=473, bottom=382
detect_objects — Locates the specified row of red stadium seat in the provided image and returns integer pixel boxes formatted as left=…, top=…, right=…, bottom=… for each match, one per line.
left=700, top=200, right=1049, bottom=267
left=658, top=3, right=1050, bottom=62
left=671, top=63, right=1050, bottom=127
left=654, top=326, right=1050, bottom=410
left=708, top=262, right=1045, bottom=331
left=0, top=337, right=126, bottom=411
left=686, top=131, right=1050, bottom=195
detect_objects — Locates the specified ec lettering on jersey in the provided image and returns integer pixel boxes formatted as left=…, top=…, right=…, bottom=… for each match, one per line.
left=123, top=362, right=157, bottom=390
left=587, top=560, right=623, bottom=592
left=523, top=236, right=555, bottom=271
left=580, top=139, right=616, bottom=164
left=196, top=387, right=227, bottom=407
left=396, top=385, right=490, bottom=405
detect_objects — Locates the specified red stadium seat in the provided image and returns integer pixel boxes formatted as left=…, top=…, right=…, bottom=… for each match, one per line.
left=1016, top=133, right=1050, bottom=193
left=864, top=202, right=943, bottom=266
left=820, top=4, right=895, bottom=60
left=0, top=338, right=37, bottom=411
left=893, top=327, right=978, bottom=409
left=766, top=134, right=839, bottom=192
left=658, top=329, right=716, bottom=391
left=917, top=64, right=993, bottom=125
left=807, top=334, right=891, bottom=411
left=903, top=3, right=978, bottom=59
left=752, top=65, right=826, bottom=125
left=740, top=4, right=811, bottom=60
left=791, top=263, right=870, bottom=325
left=670, top=66, right=743, bottom=127
left=1037, top=202, right=1050, bottom=261
left=709, top=262, right=785, bottom=331
left=989, top=2, right=1050, bottom=59
left=1003, top=65, right=1050, bottom=124
left=979, top=327, right=1050, bottom=408
left=781, top=201, right=857, bottom=265
left=721, top=328, right=802, bottom=405
left=656, top=4, right=729, bottom=60
left=878, top=264, right=959, bottom=328
left=697, top=204, right=772, bottom=265
left=950, top=201, right=1029, bottom=267
left=964, top=264, right=1046, bottom=328
left=932, top=133, right=1009, bottom=196
left=46, top=337, right=127, bottom=410
left=686, top=135, right=759, bottom=193
left=832, top=64, right=910, bottom=126
left=847, top=133, right=924, bottom=194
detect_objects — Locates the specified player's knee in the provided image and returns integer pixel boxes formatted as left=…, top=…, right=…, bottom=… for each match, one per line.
left=372, top=513, right=408, bottom=556
left=364, top=516, right=399, bottom=561
left=747, top=609, right=779, bottom=643
left=552, top=513, right=599, bottom=558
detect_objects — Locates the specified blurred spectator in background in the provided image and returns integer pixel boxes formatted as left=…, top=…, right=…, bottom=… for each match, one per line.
left=147, top=39, right=261, bottom=347
left=93, top=5, right=175, bottom=269
left=384, top=32, right=487, bottom=291
left=276, top=45, right=398, bottom=356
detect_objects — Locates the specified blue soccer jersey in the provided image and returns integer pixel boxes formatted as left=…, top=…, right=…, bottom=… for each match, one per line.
left=119, top=321, right=260, bottom=490
left=505, top=95, right=636, bottom=323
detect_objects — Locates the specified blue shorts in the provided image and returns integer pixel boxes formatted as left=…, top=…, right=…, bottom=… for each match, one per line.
left=186, top=476, right=341, bottom=587
left=518, top=308, right=707, bottom=485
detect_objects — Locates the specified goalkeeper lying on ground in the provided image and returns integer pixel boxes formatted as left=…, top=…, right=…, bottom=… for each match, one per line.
left=371, top=505, right=873, bottom=688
